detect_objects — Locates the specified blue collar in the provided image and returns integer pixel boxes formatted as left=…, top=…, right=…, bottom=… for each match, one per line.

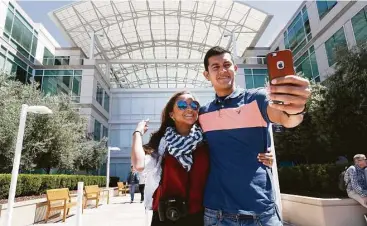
left=214, top=88, right=244, bottom=104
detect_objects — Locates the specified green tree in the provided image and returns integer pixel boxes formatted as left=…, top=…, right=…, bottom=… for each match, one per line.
left=274, top=44, right=367, bottom=164
left=74, top=137, right=108, bottom=174
left=274, top=82, right=327, bottom=164
left=22, top=95, right=87, bottom=174
left=0, top=73, right=45, bottom=172
left=0, top=72, right=108, bottom=174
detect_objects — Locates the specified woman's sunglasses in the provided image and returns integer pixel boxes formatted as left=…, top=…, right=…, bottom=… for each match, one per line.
left=176, top=100, right=199, bottom=111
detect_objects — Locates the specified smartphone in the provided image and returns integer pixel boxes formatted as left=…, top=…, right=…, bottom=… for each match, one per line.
left=266, top=50, right=296, bottom=104
left=266, top=49, right=295, bottom=82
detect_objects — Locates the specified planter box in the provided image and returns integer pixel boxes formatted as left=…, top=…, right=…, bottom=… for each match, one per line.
left=0, top=198, right=61, bottom=226
left=281, top=193, right=366, bottom=226
left=0, top=187, right=117, bottom=226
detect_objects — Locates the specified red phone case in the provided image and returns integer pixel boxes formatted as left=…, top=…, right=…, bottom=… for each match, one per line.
left=266, top=50, right=295, bottom=82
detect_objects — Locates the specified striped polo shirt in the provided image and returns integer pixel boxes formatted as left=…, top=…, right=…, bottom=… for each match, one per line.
left=199, top=87, right=275, bottom=215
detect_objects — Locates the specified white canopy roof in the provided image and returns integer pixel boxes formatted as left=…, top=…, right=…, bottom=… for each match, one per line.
left=51, top=0, right=271, bottom=88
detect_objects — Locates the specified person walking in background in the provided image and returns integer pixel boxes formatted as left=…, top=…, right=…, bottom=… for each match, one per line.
left=127, top=165, right=140, bottom=203
left=139, top=166, right=147, bottom=203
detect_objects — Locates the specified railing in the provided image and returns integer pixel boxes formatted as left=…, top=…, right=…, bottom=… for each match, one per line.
left=243, top=56, right=267, bottom=65
left=42, top=57, right=84, bottom=66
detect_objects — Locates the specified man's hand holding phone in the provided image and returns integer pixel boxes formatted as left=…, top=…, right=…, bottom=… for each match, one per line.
left=266, top=50, right=311, bottom=116
left=268, top=75, right=311, bottom=115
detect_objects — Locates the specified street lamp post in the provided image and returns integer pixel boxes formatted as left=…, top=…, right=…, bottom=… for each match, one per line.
left=106, top=146, right=121, bottom=188
left=5, top=104, right=52, bottom=226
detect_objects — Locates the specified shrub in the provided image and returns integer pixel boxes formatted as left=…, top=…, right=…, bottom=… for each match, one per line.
left=0, top=174, right=106, bottom=199
left=278, top=163, right=349, bottom=198
left=109, top=176, right=120, bottom=187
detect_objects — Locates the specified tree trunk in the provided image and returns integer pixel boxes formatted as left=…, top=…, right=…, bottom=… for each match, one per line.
left=46, top=167, right=51, bottom=174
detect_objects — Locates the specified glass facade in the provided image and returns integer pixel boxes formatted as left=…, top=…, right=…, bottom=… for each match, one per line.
left=43, top=47, right=54, bottom=65
left=295, top=46, right=320, bottom=82
left=4, top=4, right=38, bottom=63
left=284, top=6, right=312, bottom=56
left=104, top=91, right=110, bottom=112
left=96, top=83, right=103, bottom=105
left=34, top=70, right=82, bottom=101
left=0, top=46, right=33, bottom=83
left=316, top=0, right=337, bottom=19
left=325, top=27, right=348, bottom=66
left=0, top=52, right=5, bottom=70
left=351, top=6, right=367, bottom=46
left=94, top=120, right=101, bottom=141
left=95, top=83, right=109, bottom=112
left=102, top=126, right=108, bottom=139
left=43, top=47, right=70, bottom=66
left=93, top=121, right=108, bottom=142
left=244, top=69, right=268, bottom=89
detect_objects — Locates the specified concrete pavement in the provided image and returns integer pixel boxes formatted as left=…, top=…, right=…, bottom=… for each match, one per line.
left=35, top=194, right=294, bottom=226
left=36, top=194, right=147, bottom=226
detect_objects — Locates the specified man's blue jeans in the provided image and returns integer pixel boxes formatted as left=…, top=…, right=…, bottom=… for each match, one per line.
left=204, top=206, right=283, bottom=226
left=129, top=184, right=137, bottom=201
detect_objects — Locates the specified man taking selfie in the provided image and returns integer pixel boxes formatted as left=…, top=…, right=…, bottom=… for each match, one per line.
left=199, top=46, right=311, bottom=226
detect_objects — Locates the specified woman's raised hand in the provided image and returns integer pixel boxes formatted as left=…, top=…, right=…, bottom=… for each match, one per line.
left=135, top=119, right=149, bottom=135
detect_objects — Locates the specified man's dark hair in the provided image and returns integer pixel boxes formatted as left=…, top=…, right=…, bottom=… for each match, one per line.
left=204, top=46, right=233, bottom=71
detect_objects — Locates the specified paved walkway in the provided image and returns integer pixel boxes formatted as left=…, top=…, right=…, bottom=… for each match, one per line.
left=36, top=194, right=147, bottom=226
left=36, top=194, right=294, bottom=226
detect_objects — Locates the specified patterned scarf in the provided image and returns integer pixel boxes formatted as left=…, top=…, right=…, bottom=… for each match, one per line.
left=163, top=124, right=203, bottom=171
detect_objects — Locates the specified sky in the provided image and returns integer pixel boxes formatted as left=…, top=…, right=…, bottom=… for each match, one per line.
left=17, top=0, right=302, bottom=48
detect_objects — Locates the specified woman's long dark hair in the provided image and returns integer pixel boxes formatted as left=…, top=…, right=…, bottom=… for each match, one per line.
left=145, top=90, right=196, bottom=154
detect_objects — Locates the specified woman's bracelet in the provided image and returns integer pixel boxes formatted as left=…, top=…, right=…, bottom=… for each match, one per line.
left=133, top=131, right=143, bottom=136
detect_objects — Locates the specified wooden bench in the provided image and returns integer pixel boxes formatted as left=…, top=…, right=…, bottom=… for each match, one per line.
left=84, top=185, right=110, bottom=209
left=45, top=188, right=77, bottom=223
left=84, top=185, right=101, bottom=209
left=117, top=182, right=129, bottom=196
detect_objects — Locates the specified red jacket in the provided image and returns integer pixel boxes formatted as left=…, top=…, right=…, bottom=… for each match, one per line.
left=152, top=143, right=209, bottom=214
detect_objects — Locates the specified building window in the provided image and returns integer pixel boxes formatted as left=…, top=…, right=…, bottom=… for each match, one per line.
left=43, top=47, right=54, bottom=65
left=33, top=70, right=83, bottom=101
left=294, top=46, right=320, bottom=82
left=2, top=50, right=31, bottom=84
left=72, top=76, right=81, bottom=96
left=256, top=56, right=267, bottom=64
left=284, top=6, right=311, bottom=56
left=0, top=53, right=5, bottom=70
left=96, top=83, right=103, bottom=105
left=325, top=27, right=347, bottom=66
left=54, top=56, right=70, bottom=65
left=4, top=6, right=38, bottom=62
left=94, top=120, right=101, bottom=141
left=104, top=91, right=110, bottom=112
left=316, top=0, right=337, bottom=19
left=102, top=126, right=108, bottom=139
left=244, top=69, right=268, bottom=89
left=351, top=6, right=367, bottom=46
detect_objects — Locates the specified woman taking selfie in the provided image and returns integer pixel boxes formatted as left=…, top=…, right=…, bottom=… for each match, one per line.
left=131, top=91, right=274, bottom=226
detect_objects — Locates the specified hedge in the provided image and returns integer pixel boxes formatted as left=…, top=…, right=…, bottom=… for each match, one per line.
left=0, top=164, right=349, bottom=200
left=278, top=163, right=348, bottom=198
left=0, top=174, right=106, bottom=199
